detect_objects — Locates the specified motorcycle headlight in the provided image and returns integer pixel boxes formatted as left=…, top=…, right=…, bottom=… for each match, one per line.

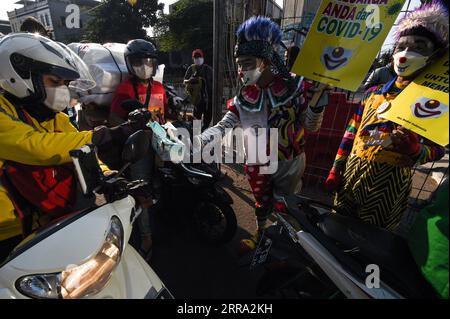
left=16, top=217, right=123, bottom=299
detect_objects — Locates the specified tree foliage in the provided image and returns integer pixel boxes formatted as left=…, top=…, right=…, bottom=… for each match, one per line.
left=154, top=0, right=213, bottom=61
left=85, top=0, right=163, bottom=43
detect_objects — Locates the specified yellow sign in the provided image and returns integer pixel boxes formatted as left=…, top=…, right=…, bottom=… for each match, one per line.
left=379, top=53, right=449, bottom=147
left=292, top=0, right=405, bottom=91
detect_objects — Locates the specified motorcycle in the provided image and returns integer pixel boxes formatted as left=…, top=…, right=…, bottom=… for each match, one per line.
left=150, top=120, right=237, bottom=245
left=0, top=131, right=173, bottom=299
left=249, top=195, right=439, bottom=299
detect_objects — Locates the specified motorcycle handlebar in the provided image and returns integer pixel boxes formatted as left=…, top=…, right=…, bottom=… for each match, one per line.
left=179, top=162, right=213, bottom=179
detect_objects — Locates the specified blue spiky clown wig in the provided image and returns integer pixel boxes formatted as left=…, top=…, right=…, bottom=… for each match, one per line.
left=235, top=16, right=291, bottom=82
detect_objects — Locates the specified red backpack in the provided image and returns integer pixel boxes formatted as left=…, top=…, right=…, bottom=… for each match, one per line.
left=1, top=162, right=76, bottom=217
left=0, top=106, right=76, bottom=234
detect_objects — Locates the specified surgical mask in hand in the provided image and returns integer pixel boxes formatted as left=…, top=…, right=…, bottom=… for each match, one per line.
left=241, top=68, right=262, bottom=86
left=194, top=58, right=204, bottom=66
left=44, top=86, right=71, bottom=112
left=393, top=50, right=429, bottom=77
left=133, top=65, right=154, bottom=80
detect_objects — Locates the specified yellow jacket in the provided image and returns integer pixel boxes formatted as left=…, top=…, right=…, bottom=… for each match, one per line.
left=0, top=95, right=94, bottom=241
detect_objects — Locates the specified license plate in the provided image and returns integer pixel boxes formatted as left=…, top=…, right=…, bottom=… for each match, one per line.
left=250, top=234, right=273, bottom=269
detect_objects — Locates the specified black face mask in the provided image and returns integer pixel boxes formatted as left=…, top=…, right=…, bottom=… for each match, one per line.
left=5, top=92, right=55, bottom=122
left=23, top=101, right=56, bottom=122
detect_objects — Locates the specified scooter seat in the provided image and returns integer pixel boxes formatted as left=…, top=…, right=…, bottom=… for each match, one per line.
left=317, top=213, right=438, bottom=298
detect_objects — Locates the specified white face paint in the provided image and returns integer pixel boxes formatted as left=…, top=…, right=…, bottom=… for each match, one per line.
left=241, top=68, right=262, bottom=86
left=194, top=57, right=204, bottom=66
left=393, top=49, right=429, bottom=77
left=133, top=65, right=153, bottom=80
left=44, top=86, right=71, bottom=112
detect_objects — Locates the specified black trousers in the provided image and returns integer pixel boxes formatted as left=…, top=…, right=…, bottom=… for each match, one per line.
left=193, top=100, right=213, bottom=131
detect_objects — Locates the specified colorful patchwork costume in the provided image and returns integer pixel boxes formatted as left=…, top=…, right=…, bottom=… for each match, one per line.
left=197, top=17, right=326, bottom=248
left=331, top=79, right=445, bottom=230
left=327, top=1, right=448, bottom=231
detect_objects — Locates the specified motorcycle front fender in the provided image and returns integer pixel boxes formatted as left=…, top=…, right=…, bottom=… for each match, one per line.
left=199, top=184, right=233, bottom=205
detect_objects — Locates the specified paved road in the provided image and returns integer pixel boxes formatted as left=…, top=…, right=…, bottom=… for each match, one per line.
left=148, top=165, right=268, bottom=299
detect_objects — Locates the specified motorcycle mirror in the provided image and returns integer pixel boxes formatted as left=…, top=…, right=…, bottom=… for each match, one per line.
left=70, top=145, right=103, bottom=195
left=122, top=130, right=150, bottom=164
left=121, top=99, right=144, bottom=112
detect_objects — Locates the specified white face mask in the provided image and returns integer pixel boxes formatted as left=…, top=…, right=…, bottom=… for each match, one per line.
left=133, top=65, right=153, bottom=80
left=393, top=49, right=429, bottom=77
left=194, top=58, right=204, bottom=66
left=241, top=68, right=262, bottom=86
left=44, top=86, right=71, bottom=112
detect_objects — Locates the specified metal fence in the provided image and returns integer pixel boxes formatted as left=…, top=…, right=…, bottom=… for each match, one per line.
left=301, top=88, right=449, bottom=211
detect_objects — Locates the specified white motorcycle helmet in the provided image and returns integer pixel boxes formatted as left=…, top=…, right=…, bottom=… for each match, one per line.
left=0, top=33, right=95, bottom=103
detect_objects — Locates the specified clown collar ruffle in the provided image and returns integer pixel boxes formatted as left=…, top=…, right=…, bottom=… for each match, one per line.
left=235, top=76, right=303, bottom=111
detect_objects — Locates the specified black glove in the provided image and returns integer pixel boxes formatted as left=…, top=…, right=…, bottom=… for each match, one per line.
left=92, top=109, right=152, bottom=149
left=128, top=108, right=152, bottom=125
left=97, top=176, right=130, bottom=203
left=121, top=99, right=144, bottom=112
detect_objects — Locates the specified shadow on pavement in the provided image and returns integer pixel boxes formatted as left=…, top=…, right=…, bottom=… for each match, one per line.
left=149, top=210, right=268, bottom=298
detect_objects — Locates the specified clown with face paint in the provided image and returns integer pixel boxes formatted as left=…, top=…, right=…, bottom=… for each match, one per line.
left=325, top=1, right=448, bottom=231
left=196, top=16, right=328, bottom=253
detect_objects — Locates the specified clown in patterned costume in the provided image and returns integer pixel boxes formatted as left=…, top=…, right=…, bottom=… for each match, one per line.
left=196, top=17, right=328, bottom=252
left=325, top=1, right=448, bottom=231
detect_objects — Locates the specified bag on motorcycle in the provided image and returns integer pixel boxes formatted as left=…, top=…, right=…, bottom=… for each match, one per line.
left=1, top=162, right=76, bottom=217
left=68, top=42, right=129, bottom=107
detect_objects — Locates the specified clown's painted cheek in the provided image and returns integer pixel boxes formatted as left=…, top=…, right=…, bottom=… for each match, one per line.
left=241, top=68, right=262, bottom=86
left=393, top=50, right=428, bottom=77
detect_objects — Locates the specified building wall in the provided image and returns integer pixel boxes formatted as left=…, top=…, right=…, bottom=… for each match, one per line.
left=8, top=0, right=52, bottom=35
left=48, top=0, right=94, bottom=43
left=0, top=20, right=12, bottom=34
left=281, top=0, right=320, bottom=48
left=265, top=0, right=283, bottom=20
left=7, top=0, right=96, bottom=43
left=282, top=0, right=320, bottom=26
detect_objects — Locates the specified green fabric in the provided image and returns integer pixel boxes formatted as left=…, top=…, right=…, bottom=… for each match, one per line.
left=407, top=182, right=449, bottom=299
left=185, top=65, right=204, bottom=106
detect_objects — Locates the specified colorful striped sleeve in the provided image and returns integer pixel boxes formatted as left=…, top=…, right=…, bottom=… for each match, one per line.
left=332, top=103, right=364, bottom=171
left=414, top=138, right=446, bottom=165
left=332, top=88, right=379, bottom=171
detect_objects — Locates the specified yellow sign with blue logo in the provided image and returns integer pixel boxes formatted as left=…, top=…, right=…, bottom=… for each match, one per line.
left=292, top=0, right=405, bottom=91
left=379, top=52, right=449, bottom=147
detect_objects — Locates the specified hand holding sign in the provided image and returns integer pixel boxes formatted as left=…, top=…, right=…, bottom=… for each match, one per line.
left=292, top=0, right=405, bottom=91
left=379, top=52, right=449, bottom=146
left=307, top=82, right=332, bottom=110
left=385, top=126, right=421, bottom=157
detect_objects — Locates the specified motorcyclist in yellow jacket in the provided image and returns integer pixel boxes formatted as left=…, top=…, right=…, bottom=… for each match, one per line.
left=0, top=33, right=148, bottom=260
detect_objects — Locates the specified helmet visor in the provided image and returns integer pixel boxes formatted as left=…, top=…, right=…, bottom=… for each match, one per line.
left=57, top=42, right=96, bottom=93
left=129, top=56, right=158, bottom=68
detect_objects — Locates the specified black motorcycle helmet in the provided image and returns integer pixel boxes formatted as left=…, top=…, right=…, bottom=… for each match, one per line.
left=124, top=39, right=158, bottom=78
